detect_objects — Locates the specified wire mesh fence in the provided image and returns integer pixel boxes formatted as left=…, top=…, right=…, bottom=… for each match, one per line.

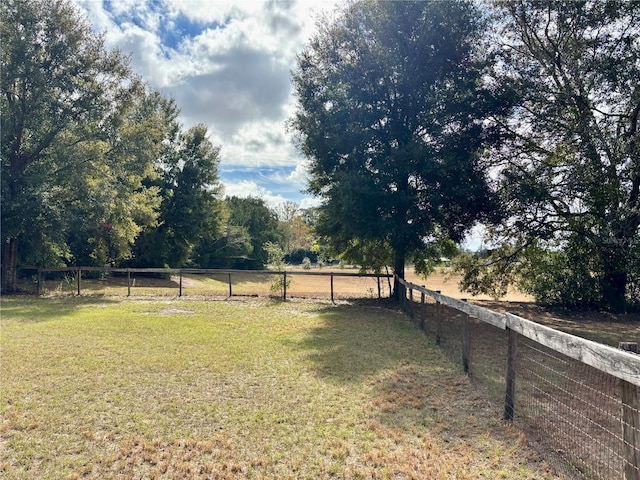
left=397, top=278, right=640, bottom=480
left=515, top=337, right=634, bottom=479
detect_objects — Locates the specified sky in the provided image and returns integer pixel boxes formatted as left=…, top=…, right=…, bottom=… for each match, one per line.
left=72, top=0, right=340, bottom=210
left=71, top=0, right=485, bottom=249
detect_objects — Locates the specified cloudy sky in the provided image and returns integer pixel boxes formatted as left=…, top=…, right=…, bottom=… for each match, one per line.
left=72, top=0, right=341, bottom=210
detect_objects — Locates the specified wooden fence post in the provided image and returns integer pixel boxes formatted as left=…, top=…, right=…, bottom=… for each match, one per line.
left=283, top=272, right=287, bottom=301
left=408, top=287, right=414, bottom=318
left=619, top=342, right=639, bottom=480
left=435, top=291, right=442, bottom=345
left=504, top=328, right=519, bottom=422
left=330, top=273, right=334, bottom=303
left=461, top=299, right=470, bottom=374
left=420, top=289, right=426, bottom=330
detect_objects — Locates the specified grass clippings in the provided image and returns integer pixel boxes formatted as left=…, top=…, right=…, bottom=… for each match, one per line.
left=1, top=297, right=560, bottom=479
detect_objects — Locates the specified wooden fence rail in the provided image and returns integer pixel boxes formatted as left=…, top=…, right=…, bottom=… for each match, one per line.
left=396, top=275, right=639, bottom=480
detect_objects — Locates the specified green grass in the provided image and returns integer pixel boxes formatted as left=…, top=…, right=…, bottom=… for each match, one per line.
left=1, top=297, right=559, bottom=479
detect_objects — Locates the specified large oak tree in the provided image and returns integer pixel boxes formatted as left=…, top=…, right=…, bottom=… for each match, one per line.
left=460, top=0, right=640, bottom=311
left=290, top=0, right=509, bottom=295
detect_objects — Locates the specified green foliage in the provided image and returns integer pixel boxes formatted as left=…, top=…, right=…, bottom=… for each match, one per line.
left=264, top=241, right=291, bottom=296
left=290, top=0, right=508, bottom=287
left=284, top=248, right=318, bottom=265
left=130, top=123, right=224, bottom=268
left=455, top=234, right=640, bottom=309
left=517, top=241, right=602, bottom=309
left=275, top=201, right=313, bottom=255
left=0, top=0, right=170, bottom=288
left=337, top=239, right=393, bottom=275
left=224, top=197, right=282, bottom=270
left=193, top=222, right=253, bottom=269
left=472, top=0, right=640, bottom=311
left=454, top=243, right=520, bottom=300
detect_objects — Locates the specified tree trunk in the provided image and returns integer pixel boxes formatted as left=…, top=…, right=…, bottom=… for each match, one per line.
left=392, top=249, right=405, bottom=300
left=601, top=244, right=628, bottom=313
left=601, top=269, right=628, bottom=313
left=1, top=237, right=19, bottom=293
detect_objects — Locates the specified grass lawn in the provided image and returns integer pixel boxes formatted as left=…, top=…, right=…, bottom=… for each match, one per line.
left=1, top=297, right=560, bottom=479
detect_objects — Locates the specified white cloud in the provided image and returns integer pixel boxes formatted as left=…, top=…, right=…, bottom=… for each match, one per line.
left=286, top=160, right=310, bottom=185
left=299, top=196, right=321, bottom=210
left=223, top=179, right=288, bottom=209
left=73, top=0, right=341, bottom=201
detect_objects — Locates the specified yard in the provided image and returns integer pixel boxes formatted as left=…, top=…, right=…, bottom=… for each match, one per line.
left=0, top=296, right=561, bottom=479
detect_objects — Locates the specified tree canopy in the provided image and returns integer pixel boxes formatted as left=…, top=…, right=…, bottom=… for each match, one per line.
left=290, top=0, right=509, bottom=295
left=130, top=123, right=224, bottom=268
left=1, top=0, right=174, bottom=290
left=458, top=0, right=640, bottom=311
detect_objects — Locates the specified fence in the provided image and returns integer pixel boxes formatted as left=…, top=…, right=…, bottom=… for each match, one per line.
left=396, top=275, right=639, bottom=480
left=24, top=266, right=393, bottom=301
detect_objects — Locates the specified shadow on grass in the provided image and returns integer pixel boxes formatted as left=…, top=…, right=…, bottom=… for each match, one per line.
left=0, top=296, right=120, bottom=323
left=291, top=299, right=426, bottom=384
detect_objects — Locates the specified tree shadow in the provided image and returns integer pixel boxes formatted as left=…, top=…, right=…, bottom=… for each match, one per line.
left=291, top=299, right=425, bottom=384
left=0, top=296, right=120, bottom=323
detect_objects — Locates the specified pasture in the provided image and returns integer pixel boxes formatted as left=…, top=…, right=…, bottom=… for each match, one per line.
left=0, top=296, right=559, bottom=479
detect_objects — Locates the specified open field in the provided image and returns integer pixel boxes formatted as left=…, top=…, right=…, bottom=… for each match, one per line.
left=0, top=296, right=561, bottom=479
left=32, top=266, right=638, bottom=347
left=32, top=266, right=528, bottom=301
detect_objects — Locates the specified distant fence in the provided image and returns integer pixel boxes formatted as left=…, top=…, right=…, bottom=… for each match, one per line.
left=22, top=266, right=393, bottom=301
left=396, top=276, right=639, bottom=480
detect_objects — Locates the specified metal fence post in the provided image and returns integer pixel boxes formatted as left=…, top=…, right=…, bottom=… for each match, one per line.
left=283, top=272, right=287, bottom=301
left=420, top=289, right=426, bottom=330
left=330, top=273, right=334, bottom=302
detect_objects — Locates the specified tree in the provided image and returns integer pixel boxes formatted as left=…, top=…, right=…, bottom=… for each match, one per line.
left=461, top=0, right=640, bottom=311
left=223, top=196, right=282, bottom=269
left=130, top=123, right=224, bottom=268
left=1, top=0, right=166, bottom=290
left=275, top=201, right=313, bottom=255
left=192, top=222, right=253, bottom=269
left=290, top=0, right=509, bottom=297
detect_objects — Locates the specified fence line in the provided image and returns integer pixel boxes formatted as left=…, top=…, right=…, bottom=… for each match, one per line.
left=395, top=275, right=639, bottom=480
left=30, top=266, right=393, bottom=301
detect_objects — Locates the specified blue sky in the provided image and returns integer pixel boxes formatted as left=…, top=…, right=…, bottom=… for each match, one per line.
left=72, top=0, right=338, bottom=210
